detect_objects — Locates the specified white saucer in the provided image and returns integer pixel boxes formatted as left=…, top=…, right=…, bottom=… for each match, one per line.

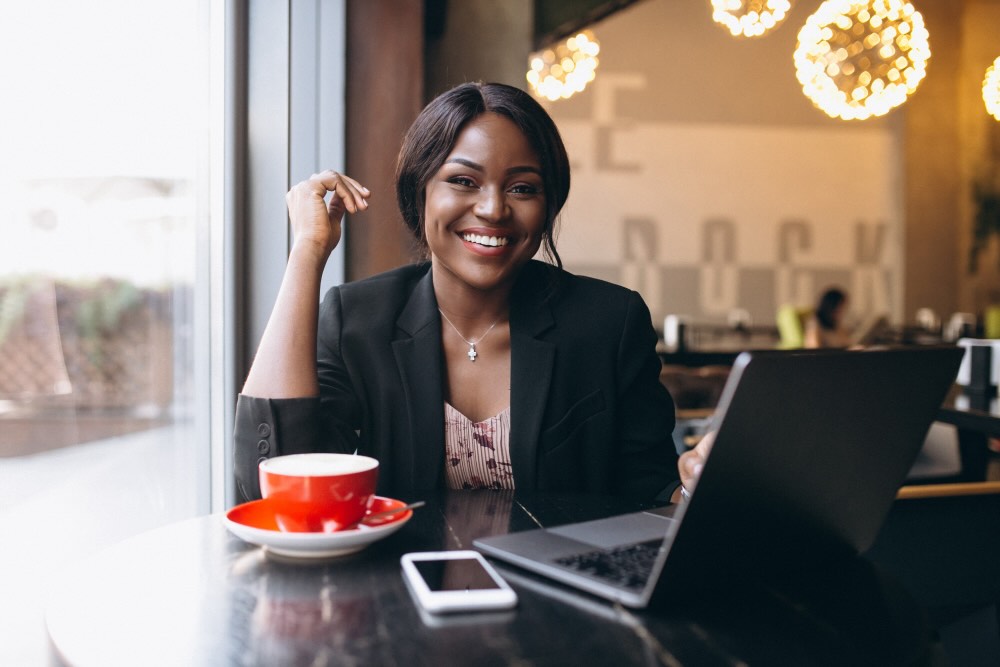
left=223, top=496, right=413, bottom=559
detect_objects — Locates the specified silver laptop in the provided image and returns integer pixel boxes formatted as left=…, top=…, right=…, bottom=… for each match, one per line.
left=474, top=346, right=963, bottom=608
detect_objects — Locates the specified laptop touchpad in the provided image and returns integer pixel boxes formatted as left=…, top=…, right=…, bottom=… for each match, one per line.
left=549, top=512, right=673, bottom=550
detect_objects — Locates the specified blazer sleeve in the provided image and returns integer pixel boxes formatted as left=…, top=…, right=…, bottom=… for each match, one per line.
left=232, top=286, right=363, bottom=504
left=613, top=290, right=679, bottom=500
left=233, top=394, right=323, bottom=503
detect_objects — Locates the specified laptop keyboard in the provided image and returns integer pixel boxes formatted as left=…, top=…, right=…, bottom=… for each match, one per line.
left=553, top=539, right=663, bottom=591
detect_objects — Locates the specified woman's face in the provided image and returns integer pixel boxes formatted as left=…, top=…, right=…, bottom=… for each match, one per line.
left=424, top=112, right=547, bottom=297
left=834, top=300, right=847, bottom=325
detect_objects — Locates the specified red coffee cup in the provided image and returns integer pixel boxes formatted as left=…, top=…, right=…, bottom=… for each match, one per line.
left=259, top=453, right=379, bottom=532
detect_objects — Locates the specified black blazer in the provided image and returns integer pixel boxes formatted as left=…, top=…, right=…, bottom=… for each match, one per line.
left=235, top=261, right=677, bottom=502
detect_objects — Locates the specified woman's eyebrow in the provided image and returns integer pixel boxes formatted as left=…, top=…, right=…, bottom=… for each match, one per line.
left=445, top=157, right=542, bottom=176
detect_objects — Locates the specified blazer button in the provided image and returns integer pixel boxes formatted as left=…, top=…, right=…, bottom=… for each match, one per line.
left=256, top=456, right=268, bottom=468
left=257, top=423, right=271, bottom=437
left=257, top=439, right=269, bottom=454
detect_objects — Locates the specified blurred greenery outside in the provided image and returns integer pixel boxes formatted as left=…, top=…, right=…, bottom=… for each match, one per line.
left=0, top=276, right=178, bottom=408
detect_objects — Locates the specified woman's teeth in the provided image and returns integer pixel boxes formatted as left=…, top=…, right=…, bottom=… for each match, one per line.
left=462, top=233, right=509, bottom=247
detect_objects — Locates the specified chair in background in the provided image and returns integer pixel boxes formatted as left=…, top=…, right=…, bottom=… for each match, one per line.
left=776, top=304, right=810, bottom=349
left=985, top=305, right=1000, bottom=339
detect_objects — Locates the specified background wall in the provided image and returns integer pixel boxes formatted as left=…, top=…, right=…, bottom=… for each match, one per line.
left=550, top=0, right=901, bottom=328
left=956, top=1, right=1000, bottom=314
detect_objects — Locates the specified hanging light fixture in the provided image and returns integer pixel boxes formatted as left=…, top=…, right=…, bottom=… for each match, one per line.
left=794, top=0, right=931, bottom=121
left=711, top=0, right=792, bottom=38
left=985, top=57, right=1000, bottom=121
left=527, top=30, right=600, bottom=102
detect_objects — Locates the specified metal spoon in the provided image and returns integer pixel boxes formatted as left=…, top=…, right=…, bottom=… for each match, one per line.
left=357, top=500, right=425, bottom=527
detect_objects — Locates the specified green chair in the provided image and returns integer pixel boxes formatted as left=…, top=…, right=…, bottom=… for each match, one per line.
left=984, top=305, right=1000, bottom=339
left=776, top=304, right=811, bottom=349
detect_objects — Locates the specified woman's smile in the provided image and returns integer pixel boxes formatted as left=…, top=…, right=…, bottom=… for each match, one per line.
left=458, top=227, right=514, bottom=258
left=460, top=229, right=511, bottom=249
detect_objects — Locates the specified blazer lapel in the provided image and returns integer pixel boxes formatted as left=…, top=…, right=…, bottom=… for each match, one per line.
left=391, top=269, right=445, bottom=491
left=509, top=266, right=557, bottom=491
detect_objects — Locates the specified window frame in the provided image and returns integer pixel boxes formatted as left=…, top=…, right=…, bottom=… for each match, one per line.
left=218, top=0, right=346, bottom=510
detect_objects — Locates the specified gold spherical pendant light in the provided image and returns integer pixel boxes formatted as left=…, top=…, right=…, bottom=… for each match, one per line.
left=984, top=57, right=1000, bottom=122
left=711, top=0, right=792, bottom=38
left=527, top=31, right=600, bottom=102
left=794, top=0, right=931, bottom=120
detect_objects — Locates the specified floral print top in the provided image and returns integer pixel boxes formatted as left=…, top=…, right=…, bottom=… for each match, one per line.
left=444, top=402, right=514, bottom=490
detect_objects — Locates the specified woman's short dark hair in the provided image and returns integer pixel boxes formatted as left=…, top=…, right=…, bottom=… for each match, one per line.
left=395, top=82, right=571, bottom=267
left=815, top=287, right=847, bottom=330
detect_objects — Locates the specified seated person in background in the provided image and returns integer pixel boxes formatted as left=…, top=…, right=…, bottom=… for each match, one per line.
left=804, top=287, right=851, bottom=349
left=234, top=82, right=704, bottom=505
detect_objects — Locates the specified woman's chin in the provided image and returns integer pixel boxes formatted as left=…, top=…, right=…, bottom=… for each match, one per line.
left=434, top=261, right=522, bottom=295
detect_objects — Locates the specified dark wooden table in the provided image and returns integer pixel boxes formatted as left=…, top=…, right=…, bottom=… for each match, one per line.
left=939, top=385, right=1000, bottom=437
left=936, top=386, right=1000, bottom=482
left=46, top=490, right=992, bottom=667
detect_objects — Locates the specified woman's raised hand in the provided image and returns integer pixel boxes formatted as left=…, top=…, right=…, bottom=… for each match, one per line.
left=243, top=171, right=368, bottom=398
left=285, top=170, right=370, bottom=263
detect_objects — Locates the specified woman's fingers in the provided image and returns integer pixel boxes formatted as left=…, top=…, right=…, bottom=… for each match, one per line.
left=695, top=429, right=716, bottom=460
left=679, top=430, right=716, bottom=491
left=678, top=451, right=699, bottom=490
left=284, top=171, right=371, bottom=260
left=311, top=170, right=370, bottom=214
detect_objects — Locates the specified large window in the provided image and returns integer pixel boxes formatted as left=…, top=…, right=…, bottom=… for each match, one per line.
left=0, top=1, right=349, bottom=661
left=0, top=2, right=214, bottom=664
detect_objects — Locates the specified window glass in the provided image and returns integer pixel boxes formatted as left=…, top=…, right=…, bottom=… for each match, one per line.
left=0, top=2, right=212, bottom=663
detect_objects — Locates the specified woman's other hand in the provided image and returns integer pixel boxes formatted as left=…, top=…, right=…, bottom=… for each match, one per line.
left=678, top=430, right=715, bottom=496
left=285, top=170, right=370, bottom=264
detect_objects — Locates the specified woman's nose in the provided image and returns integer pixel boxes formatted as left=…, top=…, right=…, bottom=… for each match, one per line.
left=474, top=188, right=507, bottom=221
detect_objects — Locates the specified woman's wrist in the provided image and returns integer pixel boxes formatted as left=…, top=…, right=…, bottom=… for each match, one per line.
left=287, top=241, right=333, bottom=278
left=668, top=483, right=687, bottom=504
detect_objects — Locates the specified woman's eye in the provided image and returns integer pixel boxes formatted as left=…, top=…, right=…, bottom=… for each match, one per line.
left=448, top=176, right=476, bottom=188
left=509, top=184, right=540, bottom=195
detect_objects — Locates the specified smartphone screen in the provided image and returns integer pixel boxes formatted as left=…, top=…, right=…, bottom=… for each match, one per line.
left=414, top=557, right=503, bottom=591
left=401, top=551, right=517, bottom=614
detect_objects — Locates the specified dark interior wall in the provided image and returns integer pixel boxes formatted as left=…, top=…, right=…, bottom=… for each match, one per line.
left=956, top=1, right=1000, bottom=313
left=424, top=0, right=533, bottom=99
left=900, top=0, right=1000, bottom=318
left=344, top=0, right=425, bottom=280
left=534, top=0, right=643, bottom=46
left=903, top=1, right=961, bottom=320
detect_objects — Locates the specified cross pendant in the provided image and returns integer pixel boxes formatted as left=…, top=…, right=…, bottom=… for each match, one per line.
left=467, top=344, right=478, bottom=361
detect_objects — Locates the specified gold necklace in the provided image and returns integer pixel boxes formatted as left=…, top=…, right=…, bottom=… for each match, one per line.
left=438, top=309, right=501, bottom=362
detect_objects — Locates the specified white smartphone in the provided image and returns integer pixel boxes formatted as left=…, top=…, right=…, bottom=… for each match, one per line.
left=400, top=550, right=518, bottom=614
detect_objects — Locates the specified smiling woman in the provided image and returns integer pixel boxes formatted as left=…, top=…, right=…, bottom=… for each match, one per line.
left=235, top=82, right=687, bottom=506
